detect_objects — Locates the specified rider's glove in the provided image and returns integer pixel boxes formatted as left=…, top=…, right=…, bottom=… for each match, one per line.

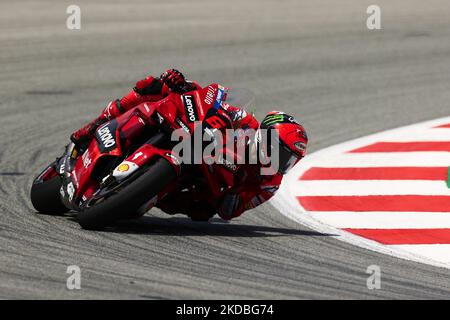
left=160, top=69, right=186, bottom=93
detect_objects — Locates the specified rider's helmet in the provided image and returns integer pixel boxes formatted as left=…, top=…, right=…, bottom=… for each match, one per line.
left=257, top=111, right=308, bottom=174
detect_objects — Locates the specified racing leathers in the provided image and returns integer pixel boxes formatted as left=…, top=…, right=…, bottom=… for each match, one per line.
left=156, top=103, right=283, bottom=221
left=70, top=69, right=200, bottom=146
left=71, top=69, right=285, bottom=222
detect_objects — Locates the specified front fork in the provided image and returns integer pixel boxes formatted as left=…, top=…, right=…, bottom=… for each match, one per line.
left=56, top=142, right=82, bottom=210
left=55, top=143, right=78, bottom=175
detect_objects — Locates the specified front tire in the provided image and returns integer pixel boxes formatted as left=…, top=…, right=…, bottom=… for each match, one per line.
left=77, top=158, right=176, bottom=230
left=30, top=168, right=69, bottom=215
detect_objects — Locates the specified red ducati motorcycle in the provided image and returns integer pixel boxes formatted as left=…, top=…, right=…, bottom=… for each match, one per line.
left=30, top=84, right=254, bottom=229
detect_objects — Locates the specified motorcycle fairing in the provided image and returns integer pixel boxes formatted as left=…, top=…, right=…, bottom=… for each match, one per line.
left=60, top=82, right=246, bottom=211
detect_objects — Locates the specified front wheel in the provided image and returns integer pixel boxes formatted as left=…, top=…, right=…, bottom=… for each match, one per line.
left=30, top=163, right=69, bottom=215
left=77, top=158, right=176, bottom=230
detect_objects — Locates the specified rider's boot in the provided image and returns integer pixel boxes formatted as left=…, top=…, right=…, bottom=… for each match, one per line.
left=70, top=99, right=125, bottom=150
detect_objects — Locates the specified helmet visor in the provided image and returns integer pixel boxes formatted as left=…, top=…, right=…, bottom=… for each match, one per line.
left=277, top=142, right=299, bottom=174
left=257, top=128, right=300, bottom=174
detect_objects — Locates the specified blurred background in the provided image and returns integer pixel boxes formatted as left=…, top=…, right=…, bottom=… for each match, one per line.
left=1, top=0, right=450, bottom=299
left=2, top=0, right=450, bottom=153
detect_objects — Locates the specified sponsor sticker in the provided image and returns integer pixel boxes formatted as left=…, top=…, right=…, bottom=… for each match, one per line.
left=96, top=121, right=117, bottom=152
left=82, top=150, right=92, bottom=168
left=117, top=163, right=130, bottom=172
left=132, top=152, right=143, bottom=161
left=176, top=117, right=191, bottom=134
left=112, top=161, right=139, bottom=181
left=182, top=94, right=199, bottom=122
left=204, top=86, right=216, bottom=105
left=213, top=87, right=225, bottom=110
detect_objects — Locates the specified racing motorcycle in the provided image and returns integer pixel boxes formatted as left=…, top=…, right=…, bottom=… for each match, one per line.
left=30, top=84, right=255, bottom=229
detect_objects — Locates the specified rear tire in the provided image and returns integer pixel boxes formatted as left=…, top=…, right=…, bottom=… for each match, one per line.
left=77, top=158, right=176, bottom=230
left=30, top=174, right=69, bottom=215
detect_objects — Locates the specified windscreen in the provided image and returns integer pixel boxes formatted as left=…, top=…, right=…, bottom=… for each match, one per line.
left=223, top=88, right=256, bottom=110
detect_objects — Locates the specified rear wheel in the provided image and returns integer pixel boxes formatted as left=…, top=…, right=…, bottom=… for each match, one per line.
left=30, top=164, right=69, bottom=215
left=77, top=158, right=176, bottom=230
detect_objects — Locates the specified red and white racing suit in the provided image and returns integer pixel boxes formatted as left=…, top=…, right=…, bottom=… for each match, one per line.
left=73, top=74, right=283, bottom=221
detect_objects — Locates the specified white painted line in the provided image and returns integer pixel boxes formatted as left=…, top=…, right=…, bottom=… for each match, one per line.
left=390, top=244, right=450, bottom=264
left=293, top=180, right=450, bottom=196
left=380, top=129, right=450, bottom=142
left=272, top=190, right=450, bottom=269
left=310, top=212, right=450, bottom=229
left=309, top=152, right=450, bottom=167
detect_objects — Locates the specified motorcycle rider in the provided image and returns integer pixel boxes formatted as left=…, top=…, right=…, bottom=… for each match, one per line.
left=71, top=69, right=200, bottom=147
left=70, top=69, right=308, bottom=221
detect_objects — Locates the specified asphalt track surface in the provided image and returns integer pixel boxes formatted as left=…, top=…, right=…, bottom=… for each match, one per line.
left=1, top=0, right=450, bottom=299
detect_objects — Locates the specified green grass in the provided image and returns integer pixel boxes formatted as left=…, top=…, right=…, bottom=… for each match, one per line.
left=447, top=167, right=450, bottom=189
